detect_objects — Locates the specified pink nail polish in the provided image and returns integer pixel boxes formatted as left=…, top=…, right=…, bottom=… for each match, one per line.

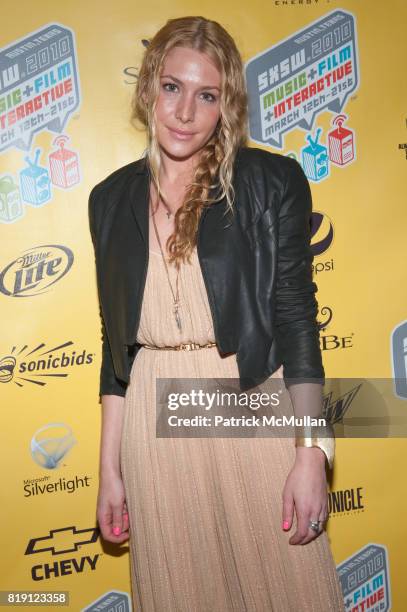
left=283, top=520, right=289, bottom=530
left=113, top=526, right=121, bottom=535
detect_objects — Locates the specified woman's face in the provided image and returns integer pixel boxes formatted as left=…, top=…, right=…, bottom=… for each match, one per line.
left=153, top=46, right=222, bottom=162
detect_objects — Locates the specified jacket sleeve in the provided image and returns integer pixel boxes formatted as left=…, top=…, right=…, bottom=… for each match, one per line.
left=274, top=157, right=325, bottom=388
left=88, top=186, right=128, bottom=402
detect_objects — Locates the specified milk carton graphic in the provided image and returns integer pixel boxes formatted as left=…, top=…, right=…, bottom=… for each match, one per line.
left=328, top=114, right=355, bottom=166
left=49, top=136, right=80, bottom=188
left=301, top=128, right=329, bottom=182
left=0, top=175, right=23, bottom=222
left=20, top=149, right=52, bottom=205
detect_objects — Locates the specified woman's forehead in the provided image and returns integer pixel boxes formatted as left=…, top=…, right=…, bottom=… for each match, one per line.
left=161, top=47, right=222, bottom=84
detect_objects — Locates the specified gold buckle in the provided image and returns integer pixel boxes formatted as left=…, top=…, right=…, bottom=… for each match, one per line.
left=177, top=343, right=197, bottom=351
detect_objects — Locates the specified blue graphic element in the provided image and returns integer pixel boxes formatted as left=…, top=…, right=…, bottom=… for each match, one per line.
left=301, top=128, right=329, bottom=182
left=19, top=149, right=52, bottom=206
left=30, top=423, right=77, bottom=469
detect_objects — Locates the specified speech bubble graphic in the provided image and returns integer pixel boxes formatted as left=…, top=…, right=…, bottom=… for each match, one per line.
left=337, top=543, right=391, bottom=612
left=245, top=9, right=360, bottom=149
left=0, top=23, right=81, bottom=152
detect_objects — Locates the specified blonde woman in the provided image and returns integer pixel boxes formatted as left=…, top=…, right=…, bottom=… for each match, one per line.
left=89, top=16, right=344, bottom=611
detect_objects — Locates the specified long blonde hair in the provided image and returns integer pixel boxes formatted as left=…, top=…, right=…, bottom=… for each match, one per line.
left=131, top=16, right=248, bottom=269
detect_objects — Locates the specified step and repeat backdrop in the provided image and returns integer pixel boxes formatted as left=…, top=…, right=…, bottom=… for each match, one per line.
left=1, top=1, right=406, bottom=610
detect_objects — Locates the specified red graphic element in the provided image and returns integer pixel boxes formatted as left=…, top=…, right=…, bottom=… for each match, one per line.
left=49, top=135, right=80, bottom=188
left=328, top=114, right=355, bottom=166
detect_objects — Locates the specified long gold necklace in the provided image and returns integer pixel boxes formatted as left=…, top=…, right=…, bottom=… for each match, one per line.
left=151, top=195, right=182, bottom=332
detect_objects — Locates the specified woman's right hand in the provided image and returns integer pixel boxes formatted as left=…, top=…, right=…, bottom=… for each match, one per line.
left=97, top=471, right=130, bottom=544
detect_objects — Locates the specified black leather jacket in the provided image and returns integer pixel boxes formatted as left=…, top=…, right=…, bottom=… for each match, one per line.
left=88, top=146, right=325, bottom=400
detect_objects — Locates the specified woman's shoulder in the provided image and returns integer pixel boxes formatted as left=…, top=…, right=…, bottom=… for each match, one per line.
left=235, top=146, right=306, bottom=191
left=236, top=146, right=302, bottom=181
left=88, top=157, right=146, bottom=234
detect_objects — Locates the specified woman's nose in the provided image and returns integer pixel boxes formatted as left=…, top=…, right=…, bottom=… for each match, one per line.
left=176, top=94, right=195, bottom=123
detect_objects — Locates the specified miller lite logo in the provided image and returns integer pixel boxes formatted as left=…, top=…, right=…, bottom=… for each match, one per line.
left=0, top=244, right=74, bottom=297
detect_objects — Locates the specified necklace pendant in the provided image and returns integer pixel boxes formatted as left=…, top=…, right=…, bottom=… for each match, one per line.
left=174, top=306, right=182, bottom=331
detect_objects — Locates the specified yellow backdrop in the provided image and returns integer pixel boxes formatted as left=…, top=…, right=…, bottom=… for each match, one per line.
left=1, top=1, right=406, bottom=610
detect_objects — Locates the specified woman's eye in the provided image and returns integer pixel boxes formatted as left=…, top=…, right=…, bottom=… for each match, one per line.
left=201, top=92, right=217, bottom=103
left=162, top=82, right=178, bottom=92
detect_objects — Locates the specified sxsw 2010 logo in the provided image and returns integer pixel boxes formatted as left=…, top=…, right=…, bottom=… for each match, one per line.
left=337, top=543, right=391, bottom=611
left=245, top=9, right=360, bottom=150
left=0, top=23, right=82, bottom=224
left=0, top=23, right=81, bottom=153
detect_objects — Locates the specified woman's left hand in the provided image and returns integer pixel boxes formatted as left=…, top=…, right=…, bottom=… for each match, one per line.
left=281, top=447, right=329, bottom=545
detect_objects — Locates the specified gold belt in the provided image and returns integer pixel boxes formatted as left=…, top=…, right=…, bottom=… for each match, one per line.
left=142, top=341, right=218, bottom=351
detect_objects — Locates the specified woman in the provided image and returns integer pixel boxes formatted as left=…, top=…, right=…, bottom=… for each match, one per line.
left=89, top=16, right=344, bottom=611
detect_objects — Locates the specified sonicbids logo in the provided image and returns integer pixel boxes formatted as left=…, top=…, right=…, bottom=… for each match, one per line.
left=0, top=341, right=94, bottom=388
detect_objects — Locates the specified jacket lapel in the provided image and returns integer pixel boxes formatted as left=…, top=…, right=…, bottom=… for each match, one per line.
left=127, top=154, right=225, bottom=249
left=129, top=156, right=150, bottom=245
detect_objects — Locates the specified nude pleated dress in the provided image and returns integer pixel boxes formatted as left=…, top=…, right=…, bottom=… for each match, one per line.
left=120, top=246, right=345, bottom=612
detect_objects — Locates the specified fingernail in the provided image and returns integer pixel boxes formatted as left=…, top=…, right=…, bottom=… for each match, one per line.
left=113, top=526, right=121, bottom=535
left=283, top=520, right=289, bottom=530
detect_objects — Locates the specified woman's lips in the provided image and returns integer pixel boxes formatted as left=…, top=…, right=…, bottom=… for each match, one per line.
left=167, top=127, right=196, bottom=140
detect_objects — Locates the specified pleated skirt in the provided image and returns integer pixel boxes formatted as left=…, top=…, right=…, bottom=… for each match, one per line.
left=120, top=248, right=345, bottom=611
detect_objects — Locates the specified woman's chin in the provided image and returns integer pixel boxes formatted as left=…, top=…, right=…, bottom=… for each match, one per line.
left=158, top=140, right=202, bottom=162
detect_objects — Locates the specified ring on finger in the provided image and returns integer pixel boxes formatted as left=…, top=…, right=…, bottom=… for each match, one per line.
left=309, top=520, right=320, bottom=533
